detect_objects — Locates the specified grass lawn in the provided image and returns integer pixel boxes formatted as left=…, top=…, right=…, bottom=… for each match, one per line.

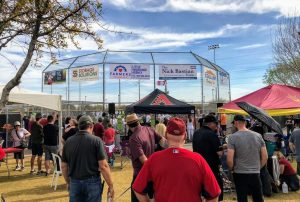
left=0, top=149, right=300, bottom=202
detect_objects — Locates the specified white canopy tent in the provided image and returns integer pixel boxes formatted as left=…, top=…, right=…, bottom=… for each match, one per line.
left=0, top=85, right=61, bottom=111
left=0, top=85, right=62, bottom=148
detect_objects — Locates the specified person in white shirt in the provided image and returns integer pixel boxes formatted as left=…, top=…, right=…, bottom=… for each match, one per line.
left=11, top=121, right=31, bottom=171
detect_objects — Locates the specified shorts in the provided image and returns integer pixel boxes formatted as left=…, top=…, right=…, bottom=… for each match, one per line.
left=14, top=146, right=24, bottom=159
left=31, top=143, right=43, bottom=156
left=44, top=145, right=58, bottom=161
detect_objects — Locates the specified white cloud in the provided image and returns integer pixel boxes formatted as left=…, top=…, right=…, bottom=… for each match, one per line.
left=106, top=0, right=300, bottom=17
left=235, top=43, right=267, bottom=50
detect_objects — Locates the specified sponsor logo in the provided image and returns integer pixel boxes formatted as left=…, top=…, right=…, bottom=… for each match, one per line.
left=205, top=70, right=217, bottom=80
left=111, top=65, right=130, bottom=77
left=151, top=94, right=173, bottom=106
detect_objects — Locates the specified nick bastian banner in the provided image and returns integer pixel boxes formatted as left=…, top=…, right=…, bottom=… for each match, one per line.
left=110, top=64, right=150, bottom=80
left=44, top=69, right=66, bottom=85
left=72, top=65, right=99, bottom=81
left=159, top=65, right=197, bottom=80
left=219, top=71, right=229, bottom=86
left=204, top=67, right=217, bottom=87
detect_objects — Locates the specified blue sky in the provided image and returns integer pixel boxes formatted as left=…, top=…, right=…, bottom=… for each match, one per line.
left=1, top=0, right=300, bottom=104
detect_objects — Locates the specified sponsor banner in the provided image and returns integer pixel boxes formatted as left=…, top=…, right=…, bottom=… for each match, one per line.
left=72, top=65, right=99, bottom=81
left=157, top=80, right=167, bottom=86
left=203, top=66, right=217, bottom=87
left=110, top=64, right=150, bottom=80
left=219, top=71, right=229, bottom=86
left=44, top=69, right=66, bottom=85
left=159, top=65, right=197, bottom=80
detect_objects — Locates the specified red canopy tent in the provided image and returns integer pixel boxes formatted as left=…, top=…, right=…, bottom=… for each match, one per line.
left=218, top=84, right=300, bottom=116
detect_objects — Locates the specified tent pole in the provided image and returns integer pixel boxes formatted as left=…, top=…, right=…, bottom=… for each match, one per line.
left=59, top=96, right=63, bottom=155
left=6, top=107, right=8, bottom=148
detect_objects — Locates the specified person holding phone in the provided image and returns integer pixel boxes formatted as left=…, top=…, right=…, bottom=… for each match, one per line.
left=11, top=121, right=31, bottom=171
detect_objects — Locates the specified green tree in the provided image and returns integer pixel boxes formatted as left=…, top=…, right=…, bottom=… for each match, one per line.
left=0, top=0, right=103, bottom=110
left=263, top=16, right=300, bottom=86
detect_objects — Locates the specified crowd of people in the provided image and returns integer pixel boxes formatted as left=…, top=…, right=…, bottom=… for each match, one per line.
left=1, top=110, right=300, bottom=202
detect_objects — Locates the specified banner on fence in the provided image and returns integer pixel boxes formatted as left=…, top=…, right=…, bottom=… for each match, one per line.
left=219, top=71, right=229, bottom=86
left=72, top=65, right=99, bottom=81
left=110, top=64, right=150, bottom=80
left=44, top=69, right=66, bottom=85
left=203, top=66, right=217, bottom=87
left=159, top=65, right=197, bottom=80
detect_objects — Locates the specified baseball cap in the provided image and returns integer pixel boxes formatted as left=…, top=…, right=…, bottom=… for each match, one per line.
left=126, top=113, right=139, bottom=124
left=203, top=115, right=218, bottom=123
left=233, top=115, right=246, bottom=122
left=78, top=115, right=93, bottom=127
left=166, top=117, right=186, bottom=136
left=14, top=121, right=21, bottom=126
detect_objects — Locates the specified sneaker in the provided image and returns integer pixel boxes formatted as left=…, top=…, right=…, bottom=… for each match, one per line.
left=21, top=166, right=25, bottom=170
left=36, top=170, right=46, bottom=176
left=30, top=170, right=35, bottom=175
left=14, top=166, right=21, bottom=171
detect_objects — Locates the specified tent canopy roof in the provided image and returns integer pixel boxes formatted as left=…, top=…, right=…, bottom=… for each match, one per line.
left=0, top=85, right=61, bottom=111
left=218, top=84, right=300, bottom=116
left=126, top=89, right=195, bottom=114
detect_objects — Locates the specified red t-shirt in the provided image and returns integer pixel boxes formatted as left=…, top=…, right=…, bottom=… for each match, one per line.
left=133, top=148, right=221, bottom=202
left=93, top=122, right=105, bottom=139
left=279, top=158, right=296, bottom=176
left=104, top=128, right=115, bottom=145
left=39, top=118, right=48, bottom=127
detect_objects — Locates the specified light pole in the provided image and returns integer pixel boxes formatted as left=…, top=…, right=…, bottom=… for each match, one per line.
left=208, top=44, right=220, bottom=63
left=212, top=88, right=215, bottom=102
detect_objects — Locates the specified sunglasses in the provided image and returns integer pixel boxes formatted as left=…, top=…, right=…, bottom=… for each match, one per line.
left=15, top=125, right=20, bottom=127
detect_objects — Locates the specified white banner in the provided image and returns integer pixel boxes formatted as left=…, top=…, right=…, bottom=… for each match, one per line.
left=159, top=65, right=197, bottom=80
left=110, top=64, right=150, bottom=80
left=203, top=66, right=217, bottom=87
left=72, top=65, right=99, bottom=81
left=219, top=72, right=229, bottom=86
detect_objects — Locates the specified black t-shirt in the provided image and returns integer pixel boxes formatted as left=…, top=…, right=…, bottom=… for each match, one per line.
left=192, top=126, right=221, bottom=172
left=43, top=124, right=59, bottom=146
left=62, top=131, right=106, bottom=180
left=63, top=128, right=78, bottom=141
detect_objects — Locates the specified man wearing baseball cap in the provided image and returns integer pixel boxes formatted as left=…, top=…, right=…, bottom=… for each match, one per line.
left=192, top=114, right=224, bottom=201
left=227, top=115, right=268, bottom=202
left=133, top=117, right=220, bottom=202
left=61, top=115, right=114, bottom=201
left=126, top=113, right=167, bottom=202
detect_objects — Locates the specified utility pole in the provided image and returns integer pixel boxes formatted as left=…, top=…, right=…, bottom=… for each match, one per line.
left=208, top=44, right=220, bottom=102
left=208, top=44, right=220, bottom=63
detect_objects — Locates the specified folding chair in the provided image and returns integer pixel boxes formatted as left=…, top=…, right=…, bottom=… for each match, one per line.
left=51, top=153, right=62, bottom=191
left=120, top=140, right=130, bottom=169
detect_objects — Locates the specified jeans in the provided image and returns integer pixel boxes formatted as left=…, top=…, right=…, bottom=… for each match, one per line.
left=70, top=176, right=102, bottom=202
left=233, top=173, right=264, bottom=202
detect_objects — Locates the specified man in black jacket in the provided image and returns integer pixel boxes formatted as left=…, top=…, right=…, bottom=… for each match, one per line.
left=193, top=115, right=224, bottom=201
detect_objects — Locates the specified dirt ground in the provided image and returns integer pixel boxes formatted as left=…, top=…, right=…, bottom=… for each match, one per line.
left=1, top=146, right=300, bottom=202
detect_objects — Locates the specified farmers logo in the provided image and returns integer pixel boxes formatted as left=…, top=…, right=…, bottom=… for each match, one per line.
left=111, top=65, right=130, bottom=77
left=151, top=94, right=173, bottom=106
left=114, top=65, right=127, bottom=73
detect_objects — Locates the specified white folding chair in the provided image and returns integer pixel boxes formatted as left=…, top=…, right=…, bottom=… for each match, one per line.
left=51, top=153, right=62, bottom=191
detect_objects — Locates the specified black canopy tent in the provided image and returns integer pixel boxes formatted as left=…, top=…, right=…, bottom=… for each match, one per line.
left=125, top=89, right=195, bottom=115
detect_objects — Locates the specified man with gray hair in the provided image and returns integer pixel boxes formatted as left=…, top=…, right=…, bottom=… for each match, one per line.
left=62, top=115, right=114, bottom=202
